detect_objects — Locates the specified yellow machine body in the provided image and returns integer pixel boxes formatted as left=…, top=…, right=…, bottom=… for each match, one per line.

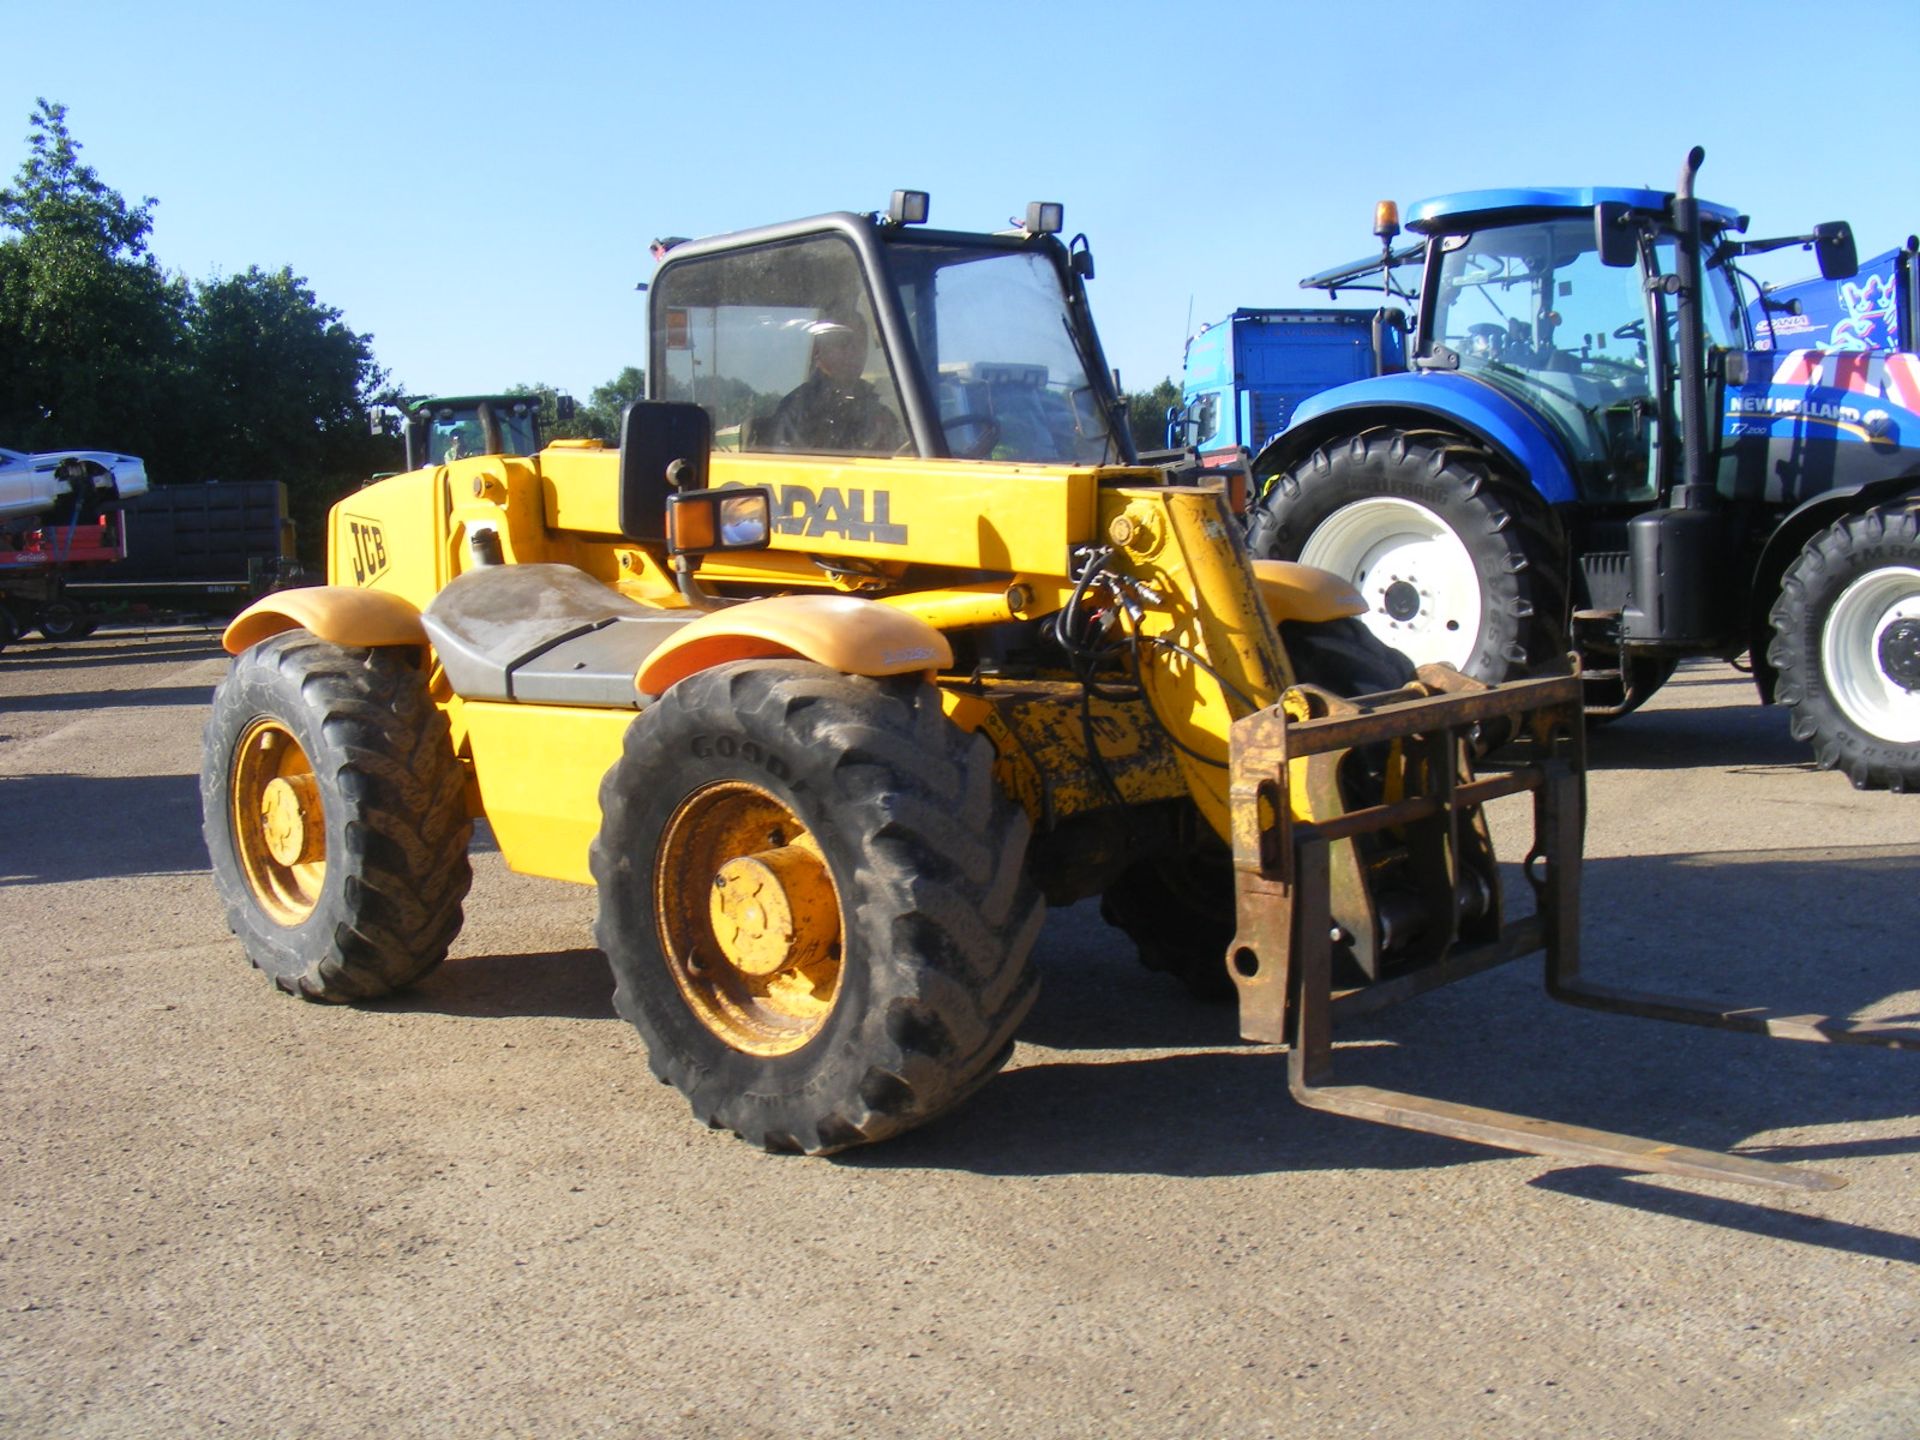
left=224, top=444, right=1324, bottom=885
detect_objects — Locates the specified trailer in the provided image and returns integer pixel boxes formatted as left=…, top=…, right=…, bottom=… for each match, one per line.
left=0, top=448, right=149, bottom=645
left=62, top=480, right=302, bottom=622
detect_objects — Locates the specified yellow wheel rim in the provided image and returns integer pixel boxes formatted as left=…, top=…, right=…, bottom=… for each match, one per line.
left=655, top=781, right=844, bottom=1057
left=230, top=718, right=326, bottom=926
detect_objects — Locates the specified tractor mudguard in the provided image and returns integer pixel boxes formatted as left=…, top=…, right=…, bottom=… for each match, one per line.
left=636, top=593, right=953, bottom=696
left=1251, top=559, right=1368, bottom=624
left=223, top=586, right=427, bottom=656
left=1250, top=372, right=1580, bottom=505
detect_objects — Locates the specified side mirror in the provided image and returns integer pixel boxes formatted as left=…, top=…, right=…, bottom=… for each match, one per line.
left=1163, top=402, right=1193, bottom=451
left=1814, top=221, right=1858, bottom=281
left=1594, top=202, right=1637, bottom=268
left=619, top=401, right=711, bottom=542
left=554, top=393, right=577, bottom=422
left=1070, top=233, right=1095, bottom=280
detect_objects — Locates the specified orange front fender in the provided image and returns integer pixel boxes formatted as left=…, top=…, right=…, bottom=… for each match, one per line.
left=222, top=586, right=427, bottom=656
left=636, top=593, right=953, bottom=696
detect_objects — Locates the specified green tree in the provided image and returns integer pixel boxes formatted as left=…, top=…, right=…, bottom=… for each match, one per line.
left=1124, top=377, right=1182, bottom=455
left=1, top=100, right=393, bottom=564
left=0, top=98, right=186, bottom=454
left=187, top=266, right=386, bottom=479
left=186, top=266, right=389, bottom=561
left=584, top=365, right=646, bottom=438
left=513, top=365, right=647, bottom=444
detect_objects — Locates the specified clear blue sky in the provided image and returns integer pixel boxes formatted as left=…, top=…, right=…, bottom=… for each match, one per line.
left=11, top=0, right=1917, bottom=402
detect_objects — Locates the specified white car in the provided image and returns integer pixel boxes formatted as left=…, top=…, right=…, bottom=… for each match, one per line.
left=0, top=447, right=150, bottom=525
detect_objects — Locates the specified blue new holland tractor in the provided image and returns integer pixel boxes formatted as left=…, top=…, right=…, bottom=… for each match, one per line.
left=1244, top=150, right=1920, bottom=789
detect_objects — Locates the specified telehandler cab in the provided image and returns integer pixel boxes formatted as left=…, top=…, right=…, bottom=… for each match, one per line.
left=203, top=194, right=1909, bottom=1190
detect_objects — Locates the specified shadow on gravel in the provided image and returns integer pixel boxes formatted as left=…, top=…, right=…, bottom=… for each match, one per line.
left=1530, top=1168, right=1920, bottom=1265
left=386, top=947, right=616, bottom=1021
left=0, top=636, right=225, bottom=671
left=1585, top=695, right=1815, bottom=775
left=858, top=845, right=1920, bottom=1225
left=0, top=683, right=215, bottom=713
left=0, top=772, right=207, bottom=882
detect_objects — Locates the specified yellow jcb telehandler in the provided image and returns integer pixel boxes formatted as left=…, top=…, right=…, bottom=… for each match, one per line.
left=202, top=194, right=1910, bottom=1189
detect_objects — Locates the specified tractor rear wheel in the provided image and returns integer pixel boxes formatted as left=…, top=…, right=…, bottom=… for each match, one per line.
left=1769, top=505, right=1920, bottom=791
left=201, top=631, right=474, bottom=999
left=592, top=660, right=1042, bottom=1154
left=1247, top=427, right=1569, bottom=687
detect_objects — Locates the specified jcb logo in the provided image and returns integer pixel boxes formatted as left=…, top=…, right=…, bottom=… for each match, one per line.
left=344, top=517, right=388, bottom=586
left=770, top=484, right=907, bottom=545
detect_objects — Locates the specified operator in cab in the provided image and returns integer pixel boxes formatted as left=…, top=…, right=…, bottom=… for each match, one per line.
left=764, top=314, right=904, bottom=455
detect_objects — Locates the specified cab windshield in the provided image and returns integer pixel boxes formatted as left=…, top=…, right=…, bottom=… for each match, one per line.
left=422, top=401, right=541, bottom=464
left=887, top=243, right=1122, bottom=464
left=1430, top=218, right=1660, bottom=498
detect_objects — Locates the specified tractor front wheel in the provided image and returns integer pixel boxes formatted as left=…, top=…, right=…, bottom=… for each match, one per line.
left=1247, top=427, right=1568, bottom=687
left=201, top=631, right=474, bottom=999
left=592, top=660, right=1042, bottom=1154
left=1769, top=505, right=1920, bottom=791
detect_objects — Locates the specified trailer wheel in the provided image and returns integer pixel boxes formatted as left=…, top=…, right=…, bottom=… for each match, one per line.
left=201, top=631, right=473, bottom=1000
left=592, top=660, right=1042, bottom=1154
left=1248, top=427, right=1568, bottom=686
left=35, top=598, right=97, bottom=643
left=1769, top=505, right=1920, bottom=791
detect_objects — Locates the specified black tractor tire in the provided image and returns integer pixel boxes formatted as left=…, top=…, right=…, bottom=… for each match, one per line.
left=592, top=660, right=1043, bottom=1154
left=201, top=631, right=474, bottom=1000
left=1247, top=426, right=1569, bottom=687
left=0, top=602, right=18, bottom=653
left=1768, top=505, right=1920, bottom=791
left=35, top=597, right=98, bottom=643
left=1100, top=845, right=1238, bottom=1003
left=1100, top=616, right=1418, bottom=1003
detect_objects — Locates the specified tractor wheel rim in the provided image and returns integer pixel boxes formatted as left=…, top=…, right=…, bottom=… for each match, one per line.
left=1821, top=564, right=1920, bottom=743
left=655, top=781, right=844, bottom=1057
left=230, top=718, right=326, bottom=925
left=1299, top=497, right=1482, bottom=671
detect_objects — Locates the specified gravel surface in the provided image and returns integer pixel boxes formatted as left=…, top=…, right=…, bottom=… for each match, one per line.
left=2, top=627, right=1915, bottom=1438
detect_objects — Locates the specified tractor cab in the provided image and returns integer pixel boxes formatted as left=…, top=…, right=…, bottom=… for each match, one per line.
left=1402, top=187, right=1751, bottom=505
left=646, top=193, right=1130, bottom=466
left=1399, top=185, right=1862, bottom=510
left=402, top=395, right=549, bottom=471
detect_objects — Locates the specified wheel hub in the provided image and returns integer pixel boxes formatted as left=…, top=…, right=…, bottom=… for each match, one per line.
left=260, top=773, right=324, bottom=867
left=230, top=719, right=326, bottom=927
left=1298, top=497, right=1483, bottom=672
left=656, top=782, right=845, bottom=1056
left=709, top=843, right=839, bottom=978
left=1880, top=618, right=1920, bottom=693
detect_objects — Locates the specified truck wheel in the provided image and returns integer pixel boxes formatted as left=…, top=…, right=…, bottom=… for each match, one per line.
left=0, top=603, right=17, bottom=653
left=201, top=631, right=474, bottom=1000
left=592, top=660, right=1043, bottom=1154
left=35, top=598, right=97, bottom=643
left=1768, top=506, right=1920, bottom=791
left=1248, top=427, right=1568, bottom=686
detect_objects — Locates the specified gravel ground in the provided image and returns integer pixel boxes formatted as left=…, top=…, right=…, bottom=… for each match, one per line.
left=2, top=626, right=1915, bottom=1438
